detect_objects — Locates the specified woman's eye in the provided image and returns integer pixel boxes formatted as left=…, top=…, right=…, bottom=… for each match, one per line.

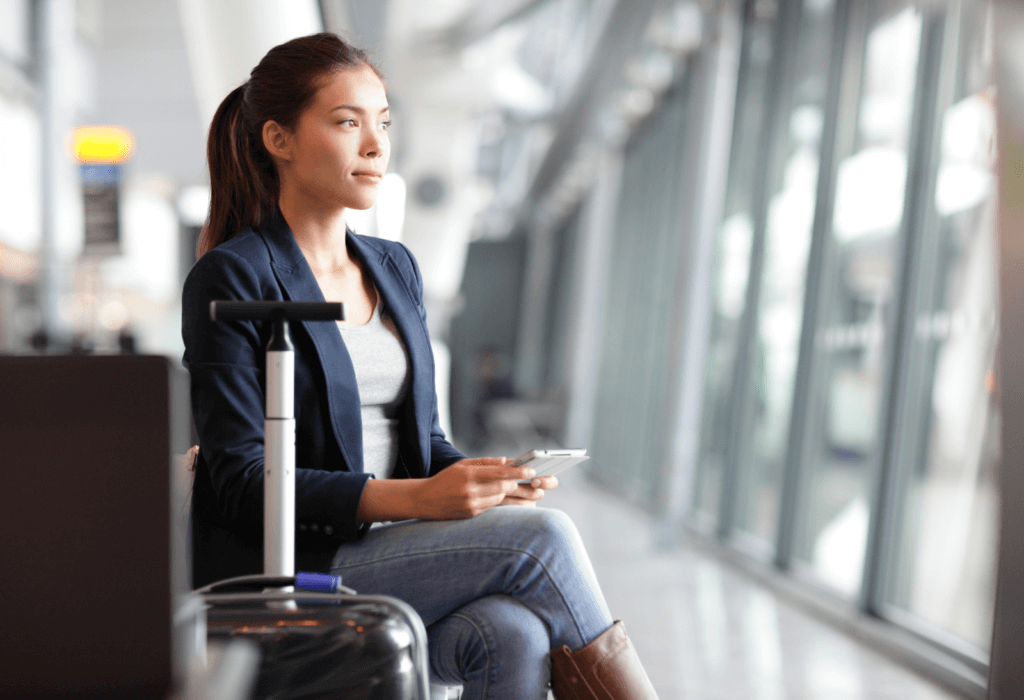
left=338, top=119, right=356, bottom=127
left=381, top=120, right=392, bottom=131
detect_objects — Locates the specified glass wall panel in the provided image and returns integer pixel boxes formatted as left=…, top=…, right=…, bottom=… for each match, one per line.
left=732, top=0, right=838, bottom=547
left=885, top=0, right=997, bottom=652
left=794, top=2, right=924, bottom=596
left=589, top=75, right=694, bottom=501
left=692, top=1, right=778, bottom=524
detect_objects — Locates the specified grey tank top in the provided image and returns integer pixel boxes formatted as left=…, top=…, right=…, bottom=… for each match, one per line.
left=337, top=297, right=410, bottom=479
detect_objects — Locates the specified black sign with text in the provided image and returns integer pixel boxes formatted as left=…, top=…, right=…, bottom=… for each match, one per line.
left=81, top=164, right=121, bottom=250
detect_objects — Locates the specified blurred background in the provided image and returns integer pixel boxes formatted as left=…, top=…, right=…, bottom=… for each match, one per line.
left=0, top=0, right=1011, bottom=696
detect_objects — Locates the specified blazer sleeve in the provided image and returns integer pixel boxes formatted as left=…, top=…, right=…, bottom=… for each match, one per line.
left=182, top=248, right=372, bottom=542
left=398, top=242, right=466, bottom=475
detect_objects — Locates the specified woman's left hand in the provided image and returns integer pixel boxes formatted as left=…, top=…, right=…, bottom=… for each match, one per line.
left=502, top=475, right=558, bottom=507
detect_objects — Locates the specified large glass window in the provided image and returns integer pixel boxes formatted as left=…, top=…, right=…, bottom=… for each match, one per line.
left=794, top=3, right=924, bottom=596
left=692, top=0, right=778, bottom=526
left=732, top=0, right=838, bottom=549
left=885, top=0, right=997, bottom=652
left=684, top=0, right=998, bottom=677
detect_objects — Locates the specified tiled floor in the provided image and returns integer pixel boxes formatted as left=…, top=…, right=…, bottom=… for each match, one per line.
left=537, top=467, right=966, bottom=700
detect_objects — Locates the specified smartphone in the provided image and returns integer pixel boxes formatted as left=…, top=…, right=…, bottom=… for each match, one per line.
left=513, top=448, right=589, bottom=484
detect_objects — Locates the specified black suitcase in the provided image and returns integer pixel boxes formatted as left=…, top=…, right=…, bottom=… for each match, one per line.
left=199, top=574, right=431, bottom=700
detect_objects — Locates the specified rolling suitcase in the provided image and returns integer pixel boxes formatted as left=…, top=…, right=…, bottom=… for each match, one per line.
left=199, top=574, right=427, bottom=699
left=198, top=301, right=432, bottom=700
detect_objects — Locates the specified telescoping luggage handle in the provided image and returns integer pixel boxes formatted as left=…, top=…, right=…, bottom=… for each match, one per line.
left=210, top=301, right=345, bottom=578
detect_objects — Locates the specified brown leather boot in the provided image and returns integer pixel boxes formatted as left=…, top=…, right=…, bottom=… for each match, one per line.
left=550, top=620, right=659, bottom=699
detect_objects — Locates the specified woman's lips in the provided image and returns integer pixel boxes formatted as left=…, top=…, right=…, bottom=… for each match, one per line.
left=352, top=172, right=382, bottom=181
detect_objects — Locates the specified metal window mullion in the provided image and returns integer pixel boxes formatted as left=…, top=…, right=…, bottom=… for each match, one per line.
left=877, top=3, right=967, bottom=622
left=715, top=0, right=797, bottom=540
left=774, top=0, right=861, bottom=570
left=696, top=0, right=761, bottom=521
left=735, top=0, right=817, bottom=541
left=858, top=9, right=951, bottom=616
left=617, top=147, right=654, bottom=490
left=661, top=0, right=744, bottom=538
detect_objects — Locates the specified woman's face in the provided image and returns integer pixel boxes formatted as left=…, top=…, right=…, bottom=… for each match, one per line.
left=279, top=64, right=391, bottom=211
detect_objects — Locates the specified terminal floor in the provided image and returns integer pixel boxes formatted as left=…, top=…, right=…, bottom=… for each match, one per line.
left=535, top=467, right=965, bottom=700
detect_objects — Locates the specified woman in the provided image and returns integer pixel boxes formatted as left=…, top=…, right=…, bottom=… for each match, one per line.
left=182, top=32, right=657, bottom=699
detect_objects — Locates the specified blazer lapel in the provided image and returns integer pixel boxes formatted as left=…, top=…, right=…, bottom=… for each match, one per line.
left=347, top=234, right=433, bottom=475
left=257, top=215, right=364, bottom=472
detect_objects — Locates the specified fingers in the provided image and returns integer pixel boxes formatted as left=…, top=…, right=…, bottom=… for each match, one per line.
left=472, top=488, right=518, bottom=516
left=502, top=496, right=538, bottom=508
left=469, top=463, right=557, bottom=490
left=440, top=459, right=545, bottom=516
left=460, top=456, right=508, bottom=466
left=508, top=483, right=545, bottom=501
left=456, top=457, right=533, bottom=481
left=475, top=463, right=537, bottom=484
left=528, top=475, right=558, bottom=490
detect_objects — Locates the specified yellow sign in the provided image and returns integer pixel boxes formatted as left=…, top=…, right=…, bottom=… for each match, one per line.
left=74, top=126, right=135, bottom=164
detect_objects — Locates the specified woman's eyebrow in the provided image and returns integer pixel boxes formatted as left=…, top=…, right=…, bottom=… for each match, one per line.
left=330, top=105, right=390, bottom=114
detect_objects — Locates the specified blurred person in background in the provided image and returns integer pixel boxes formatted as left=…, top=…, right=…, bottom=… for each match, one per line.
left=181, top=33, right=657, bottom=699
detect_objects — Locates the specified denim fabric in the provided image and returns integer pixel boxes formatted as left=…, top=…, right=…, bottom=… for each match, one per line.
left=329, top=507, right=614, bottom=697
left=428, top=595, right=550, bottom=699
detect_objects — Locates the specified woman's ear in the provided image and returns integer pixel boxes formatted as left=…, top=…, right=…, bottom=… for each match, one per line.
left=262, top=120, right=292, bottom=163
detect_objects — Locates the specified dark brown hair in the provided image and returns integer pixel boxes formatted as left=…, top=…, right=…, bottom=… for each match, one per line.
left=197, top=33, right=382, bottom=257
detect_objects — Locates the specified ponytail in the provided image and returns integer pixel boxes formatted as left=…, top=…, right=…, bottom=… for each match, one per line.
left=196, top=33, right=382, bottom=258
left=197, top=84, right=277, bottom=257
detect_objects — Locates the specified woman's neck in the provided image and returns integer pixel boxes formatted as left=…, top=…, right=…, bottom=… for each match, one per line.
left=278, top=190, right=355, bottom=276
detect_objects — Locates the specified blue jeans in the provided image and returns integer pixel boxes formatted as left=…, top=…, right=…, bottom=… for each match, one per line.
left=329, top=506, right=614, bottom=699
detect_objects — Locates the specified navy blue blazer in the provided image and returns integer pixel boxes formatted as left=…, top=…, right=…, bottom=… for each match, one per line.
left=182, top=211, right=465, bottom=587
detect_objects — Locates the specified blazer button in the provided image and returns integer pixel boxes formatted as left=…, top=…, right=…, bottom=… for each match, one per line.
left=298, top=523, right=308, bottom=532
left=323, top=525, right=334, bottom=535
left=310, top=524, right=320, bottom=533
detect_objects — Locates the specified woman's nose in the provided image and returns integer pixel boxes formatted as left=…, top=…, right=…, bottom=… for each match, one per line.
left=362, top=127, right=386, bottom=158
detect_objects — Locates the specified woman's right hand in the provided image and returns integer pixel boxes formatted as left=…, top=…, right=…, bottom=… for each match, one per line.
left=357, top=457, right=535, bottom=523
left=415, top=457, right=535, bottom=519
